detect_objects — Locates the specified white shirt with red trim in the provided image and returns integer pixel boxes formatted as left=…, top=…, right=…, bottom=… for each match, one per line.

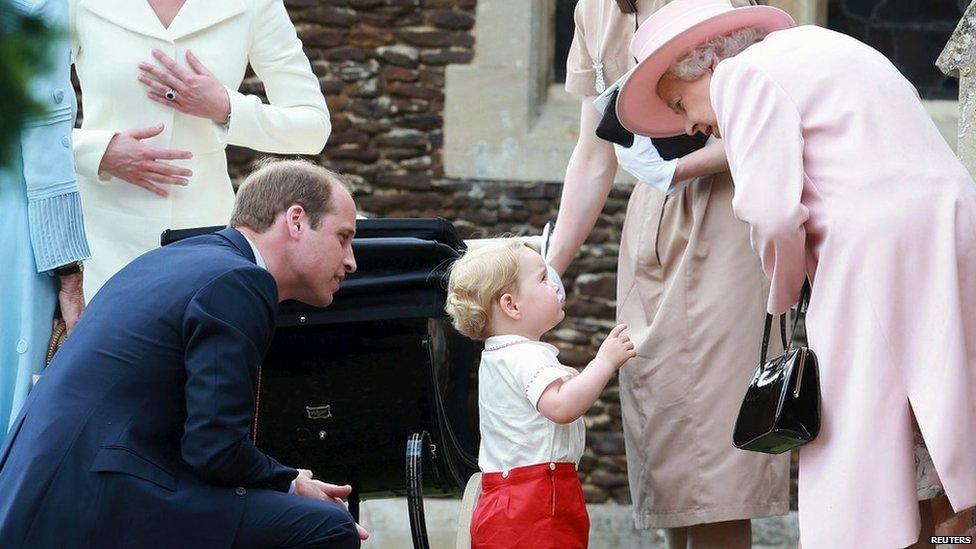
left=477, top=334, right=586, bottom=474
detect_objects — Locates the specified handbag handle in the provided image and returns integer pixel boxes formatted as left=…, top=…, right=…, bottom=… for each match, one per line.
left=759, top=281, right=812, bottom=363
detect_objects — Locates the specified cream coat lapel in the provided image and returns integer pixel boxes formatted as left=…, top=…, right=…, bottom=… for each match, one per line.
left=77, top=0, right=170, bottom=41
left=166, top=0, right=246, bottom=41
left=76, top=0, right=246, bottom=42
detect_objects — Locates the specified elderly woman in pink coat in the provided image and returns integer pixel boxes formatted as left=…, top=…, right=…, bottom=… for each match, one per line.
left=615, top=0, right=976, bottom=547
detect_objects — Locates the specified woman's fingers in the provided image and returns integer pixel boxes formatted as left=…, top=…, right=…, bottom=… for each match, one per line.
left=147, top=147, right=193, bottom=161
left=151, top=49, right=194, bottom=81
left=185, top=50, right=214, bottom=77
left=609, top=323, right=628, bottom=338
left=144, top=172, right=189, bottom=186
left=134, top=178, right=168, bottom=197
left=139, top=61, right=185, bottom=94
left=128, top=124, right=166, bottom=140
left=137, top=72, right=170, bottom=96
left=152, top=150, right=193, bottom=161
left=146, top=91, right=188, bottom=112
left=145, top=160, right=192, bottom=178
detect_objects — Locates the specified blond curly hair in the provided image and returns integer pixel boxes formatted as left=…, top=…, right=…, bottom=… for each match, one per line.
left=445, top=240, right=531, bottom=340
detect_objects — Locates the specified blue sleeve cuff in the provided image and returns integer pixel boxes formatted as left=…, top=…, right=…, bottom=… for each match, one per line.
left=28, top=191, right=92, bottom=273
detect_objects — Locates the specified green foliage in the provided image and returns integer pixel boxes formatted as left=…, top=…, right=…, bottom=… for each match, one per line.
left=0, top=2, right=56, bottom=166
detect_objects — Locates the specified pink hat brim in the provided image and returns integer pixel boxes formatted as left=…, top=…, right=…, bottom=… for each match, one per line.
left=616, top=6, right=795, bottom=138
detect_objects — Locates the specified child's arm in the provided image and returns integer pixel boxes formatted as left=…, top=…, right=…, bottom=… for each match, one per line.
left=537, top=324, right=635, bottom=424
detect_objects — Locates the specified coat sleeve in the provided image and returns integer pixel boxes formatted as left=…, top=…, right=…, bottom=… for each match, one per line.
left=21, top=0, right=91, bottom=272
left=217, top=0, right=330, bottom=154
left=712, top=59, right=809, bottom=314
left=180, top=266, right=298, bottom=492
left=565, top=0, right=596, bottom=97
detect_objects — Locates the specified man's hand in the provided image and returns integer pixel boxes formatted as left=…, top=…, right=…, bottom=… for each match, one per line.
left=293, top=472, right=370, bottom=540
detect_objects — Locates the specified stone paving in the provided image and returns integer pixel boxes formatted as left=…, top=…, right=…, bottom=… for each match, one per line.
left=358, top=499, right=799, bottom=548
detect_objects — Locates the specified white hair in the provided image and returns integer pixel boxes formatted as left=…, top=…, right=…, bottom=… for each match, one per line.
left=666, top=26, right=767, bottom=80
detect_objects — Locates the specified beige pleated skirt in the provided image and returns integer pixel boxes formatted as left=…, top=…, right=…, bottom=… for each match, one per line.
left=615, top=172, right=791, bottom=529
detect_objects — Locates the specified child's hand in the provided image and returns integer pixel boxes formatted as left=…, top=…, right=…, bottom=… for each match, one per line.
left=596, top=324, right=637, bottom=369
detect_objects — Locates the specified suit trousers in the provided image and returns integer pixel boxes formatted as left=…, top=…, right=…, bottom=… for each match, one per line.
left=233, top=489, right=360, bottom=549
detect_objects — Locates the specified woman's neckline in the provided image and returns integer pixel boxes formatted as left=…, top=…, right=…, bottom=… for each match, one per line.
left=147, top=0, right=189, bottom=30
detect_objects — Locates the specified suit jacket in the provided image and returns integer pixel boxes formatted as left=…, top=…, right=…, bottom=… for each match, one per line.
left=0, top=228, right=298, bottom=548
left=68, top=0, right=331, bottom=297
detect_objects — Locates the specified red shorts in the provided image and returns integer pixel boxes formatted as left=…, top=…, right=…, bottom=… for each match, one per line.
left=470, top=462, right=589, bottom=548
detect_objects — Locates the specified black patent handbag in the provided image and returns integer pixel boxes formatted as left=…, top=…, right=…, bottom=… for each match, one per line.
left=732, top=282, right=821, bottom=454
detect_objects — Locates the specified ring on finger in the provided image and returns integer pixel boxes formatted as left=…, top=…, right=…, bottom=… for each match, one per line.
left=164, top=88, right=177, bottom=101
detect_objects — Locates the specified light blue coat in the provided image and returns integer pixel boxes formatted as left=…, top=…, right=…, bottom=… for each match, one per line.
left=0, top=0, right=90, bottom=443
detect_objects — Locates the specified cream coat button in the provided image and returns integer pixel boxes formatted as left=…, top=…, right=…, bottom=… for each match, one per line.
left=16, top=339, right=28, bottom=354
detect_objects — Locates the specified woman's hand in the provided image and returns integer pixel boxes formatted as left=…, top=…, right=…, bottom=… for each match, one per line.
left=58, top=271, right=85, bottom=335
left=98, top=124, right=193, bottom=197
left=614, top=135, right=678, bottom=194
left=139, top=49, right=231, bottom=124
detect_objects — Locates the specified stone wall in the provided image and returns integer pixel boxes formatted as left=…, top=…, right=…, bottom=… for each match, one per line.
left=224, top=0, right=638, bottom=504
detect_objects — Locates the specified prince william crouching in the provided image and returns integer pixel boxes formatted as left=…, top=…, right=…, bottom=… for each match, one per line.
left=0, top=160, right=366, bottom=548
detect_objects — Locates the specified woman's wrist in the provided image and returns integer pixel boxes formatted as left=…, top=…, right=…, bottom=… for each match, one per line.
left=671, top=158, right=687, bottom=183
left=213, top=89, right=231, bottom=124
left=58, top=271, right=84, bottom=294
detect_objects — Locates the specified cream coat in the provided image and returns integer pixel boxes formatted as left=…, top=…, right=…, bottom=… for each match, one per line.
left=69, top=0, right=330, bottom=297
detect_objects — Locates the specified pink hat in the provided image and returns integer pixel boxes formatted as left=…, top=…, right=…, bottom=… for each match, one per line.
left=616, top=0, right=795, bottom=138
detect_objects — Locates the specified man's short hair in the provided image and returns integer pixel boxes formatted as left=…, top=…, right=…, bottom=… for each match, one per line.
left=230, top=159, right=350, bottom=232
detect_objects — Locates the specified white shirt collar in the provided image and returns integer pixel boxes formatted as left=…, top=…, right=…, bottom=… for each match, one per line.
left=483, top=334, right=559, bottom=355
left=239, top=231, right=267, bottom=270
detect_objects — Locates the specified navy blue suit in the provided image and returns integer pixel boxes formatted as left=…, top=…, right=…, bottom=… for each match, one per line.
left=0, top=228, right=358, bottom=548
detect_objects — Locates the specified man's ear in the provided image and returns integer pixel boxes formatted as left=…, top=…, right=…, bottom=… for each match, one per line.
left=499, top=293, right=520, bottom=321
left=285, top=204, right=306, bottom=238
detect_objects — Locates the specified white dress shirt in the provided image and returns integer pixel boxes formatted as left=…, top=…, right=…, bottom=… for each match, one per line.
left=477, top=335, right=585, bottom=474
left=241, top=230, right=267, bottom=270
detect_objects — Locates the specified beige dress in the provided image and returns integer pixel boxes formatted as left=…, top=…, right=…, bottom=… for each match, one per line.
left=566, top=0, right=789, bottom=529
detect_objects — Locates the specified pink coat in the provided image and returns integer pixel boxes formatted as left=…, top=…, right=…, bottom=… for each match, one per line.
left=712, top=25, right=976, bottom=548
